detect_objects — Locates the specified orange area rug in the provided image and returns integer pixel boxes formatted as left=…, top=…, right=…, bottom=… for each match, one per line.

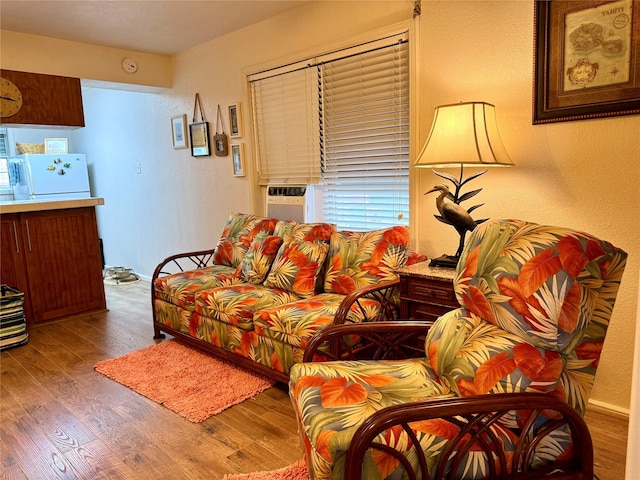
left=94, top=339, right=274, bottom=423
left=223, top=460, right=309, bottom=480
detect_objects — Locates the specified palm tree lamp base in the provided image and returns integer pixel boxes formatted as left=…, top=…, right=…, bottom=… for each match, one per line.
left=429, top=254, right=459, bottom=268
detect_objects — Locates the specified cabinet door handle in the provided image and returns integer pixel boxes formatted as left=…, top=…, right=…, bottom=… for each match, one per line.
left=25, top=220, right=32, bottom=251
left=12, top=221, right=20, bottom=254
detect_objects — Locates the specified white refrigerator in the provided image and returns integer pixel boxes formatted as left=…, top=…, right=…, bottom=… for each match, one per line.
left=12, top=154, right=91, bottom=200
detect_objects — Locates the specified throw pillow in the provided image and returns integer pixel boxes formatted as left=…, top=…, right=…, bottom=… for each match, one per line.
left=274, top=220, right=336, bottom=243
left=212, top=212, right=279, bottom=267
left=238, top=233, right=283, bottom=284
left=263, top=235, right=329, bottom=297
left=323, top=226, right=410, bottom=295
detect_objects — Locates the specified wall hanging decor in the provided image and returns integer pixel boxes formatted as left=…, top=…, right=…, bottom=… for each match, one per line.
left=232, top=143, right=245, bottom=177
left=214, top=105, right=229, bottom=157
left=228, top=102, right=243, bottom=138
left=534, top=0, right=640, bottom=124
left=171, top=114, right=189, bottom=150
left=189, top=93, right=211, bottom=157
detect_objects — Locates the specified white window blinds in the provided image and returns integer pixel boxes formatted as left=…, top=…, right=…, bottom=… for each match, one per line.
left=249, top=33, right=410, bottom=230
left=251, top=66, right=320, bottom=185
left=320, top=40, right=409, bottom=230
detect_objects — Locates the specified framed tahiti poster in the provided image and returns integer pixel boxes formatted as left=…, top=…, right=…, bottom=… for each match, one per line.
left=533, top=0, right=640, bottom=123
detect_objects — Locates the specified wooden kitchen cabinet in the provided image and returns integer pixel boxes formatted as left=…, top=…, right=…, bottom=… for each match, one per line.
left=399, top=262, right=458, bottom=322
left=0, top=213, right=33, bottom=321
left=0, top=69, right=85, bottom=127
left=0, top=206, right=106, bottom=325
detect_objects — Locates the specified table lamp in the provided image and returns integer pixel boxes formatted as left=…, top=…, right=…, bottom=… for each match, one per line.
left=414, top=101, right=513, bottom=267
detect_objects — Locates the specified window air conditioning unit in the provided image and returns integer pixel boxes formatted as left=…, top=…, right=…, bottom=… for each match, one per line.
left=265, top=185, right=314, bottom=222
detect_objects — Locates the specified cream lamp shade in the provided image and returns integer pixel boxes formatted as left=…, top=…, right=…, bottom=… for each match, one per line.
left=414, top=101, right=513, bottom=168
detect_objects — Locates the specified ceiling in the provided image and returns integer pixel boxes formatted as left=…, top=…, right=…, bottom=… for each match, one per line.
left=0, top=1, right=309, bottom=56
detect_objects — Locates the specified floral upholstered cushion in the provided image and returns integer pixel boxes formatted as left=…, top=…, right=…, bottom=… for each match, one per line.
left=323, top=226, right=410, bottom=294
left=195, top=284, right=299, bottom=330
left=238, top=233, right=283, bottom=284
left=212, top=212, right=280, bottom=267
left=425, top=310, right=565, bottom=399
left=154, top=265, right=243, bottom=310
left=253, top=292, right=384, bottom=348
left=263, top=236, right=329, bottom=297
left=453, top=219, right=627, bottom=354
left=289, top=359, right=454, bottom=479
left=274, top=220, right=336, bottom=243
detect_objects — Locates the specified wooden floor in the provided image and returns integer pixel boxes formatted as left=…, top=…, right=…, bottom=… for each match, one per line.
left=1, top=280, right=629, bottom=479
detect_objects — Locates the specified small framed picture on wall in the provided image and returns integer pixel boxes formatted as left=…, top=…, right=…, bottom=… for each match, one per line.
left=228, top=103, right=243, bottom=138
left=189, top=121, right=211, bottom=157
left=232, top=143, right=245, bottom=177
left=171, top=114, right=189, bottom=149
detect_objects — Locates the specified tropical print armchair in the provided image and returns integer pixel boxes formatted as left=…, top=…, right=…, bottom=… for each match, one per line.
left=289, top=219, right=627, bottom=479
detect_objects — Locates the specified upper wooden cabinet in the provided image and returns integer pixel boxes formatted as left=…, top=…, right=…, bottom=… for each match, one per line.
left=0, top=69, right=85, bottom=127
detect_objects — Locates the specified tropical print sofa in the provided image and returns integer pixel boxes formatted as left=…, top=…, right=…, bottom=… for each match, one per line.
left=289, top=219, right=628, bottom=479
left=152, top=212, right=424, bottom=383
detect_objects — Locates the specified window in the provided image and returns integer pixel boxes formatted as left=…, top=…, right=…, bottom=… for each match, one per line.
left=320, top=40, right=409, bottom=230
left=251, top=66, right=320, bottom=185
left=250, top=33, right=409, bottom=230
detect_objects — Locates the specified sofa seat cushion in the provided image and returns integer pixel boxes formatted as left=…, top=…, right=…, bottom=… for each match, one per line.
left=323, top=226, right=410, bottom=295
left=154, top=265, right=243, bottom=310
left=190, top=312, right=259, bottom=359
left=289, top=359, right=457, bottom=480
left=195, top=284, right=300, bottom=330
left=253, top=293, right=383, bottom=348
left=154, top=299, right=193, bottom=334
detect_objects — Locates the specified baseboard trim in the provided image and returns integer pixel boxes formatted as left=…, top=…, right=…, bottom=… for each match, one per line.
left=588, top=398, right=630, bottom=420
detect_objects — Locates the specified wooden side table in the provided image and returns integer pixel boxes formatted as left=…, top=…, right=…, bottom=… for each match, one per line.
left=398, top=262, right=458, bottom=321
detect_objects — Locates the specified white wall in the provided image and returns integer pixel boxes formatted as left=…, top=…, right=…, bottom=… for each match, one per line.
left=2, top=0, right=638, bottom=414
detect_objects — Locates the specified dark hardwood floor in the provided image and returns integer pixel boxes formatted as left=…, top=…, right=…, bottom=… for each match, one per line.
left=1, top=280, right=629, bottom=479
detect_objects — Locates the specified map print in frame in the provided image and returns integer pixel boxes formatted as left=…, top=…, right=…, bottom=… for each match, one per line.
left=533, top=0, right=640, bottom=124
left=563, top=0, right=632, bottom=92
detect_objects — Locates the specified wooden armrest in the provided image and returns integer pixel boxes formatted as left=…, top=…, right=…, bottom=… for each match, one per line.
left=303, top=320, right=433, bottom=363
left=332, top=279, right=400, bottom=326
left=151, top=248, right=217, bottom=282
left=345, top=392, right=593, bottom=480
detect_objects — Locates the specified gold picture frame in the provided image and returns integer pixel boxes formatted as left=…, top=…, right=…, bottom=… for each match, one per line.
left=533, top=0, right=640, bottom=124
left=171, top=114, right=189, bottom=149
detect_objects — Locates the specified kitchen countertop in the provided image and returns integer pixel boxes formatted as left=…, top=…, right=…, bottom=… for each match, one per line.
left=0, top=197, right=105, bottom=214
